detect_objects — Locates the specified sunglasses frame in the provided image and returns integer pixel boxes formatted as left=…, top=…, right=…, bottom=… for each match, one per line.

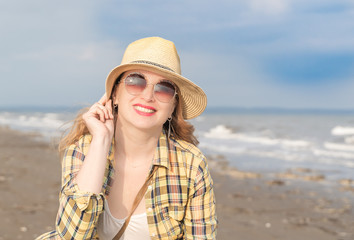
left=122, top=73, right=178, bottom=103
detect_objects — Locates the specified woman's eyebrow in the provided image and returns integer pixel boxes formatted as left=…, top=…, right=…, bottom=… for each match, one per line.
left=128, top=72, right=145, bottom=78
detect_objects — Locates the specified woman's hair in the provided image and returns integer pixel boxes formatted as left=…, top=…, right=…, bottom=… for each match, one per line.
left=58, top=107, right=90, bottom=154
left=58, top=74, right=199, bottom=155
left=163, top=91, right=199, bottom=145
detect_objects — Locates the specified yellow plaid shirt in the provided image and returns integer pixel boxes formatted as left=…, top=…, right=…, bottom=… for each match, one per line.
left=36, top=132, right=217, bottom=240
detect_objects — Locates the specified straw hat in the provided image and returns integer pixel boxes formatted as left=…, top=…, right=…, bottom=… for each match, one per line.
left=105, top=37, right=207, bottom=119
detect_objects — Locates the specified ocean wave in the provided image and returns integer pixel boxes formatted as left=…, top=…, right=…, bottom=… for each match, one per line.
left=200, top=141, right=354, bottom=169
left=324, top=142, right=354, bottom=152
left=199, top=142, right=246, bottom=155
left=345, top=136, right=354, bottom=144
left=331, top=126, right=354, bottom=136
left=199, top=142, right=308, bottom=162
left=313, top=148, right=354, bottom=160
left=204, top=125, right=312, bottom=149
left=0, top=112, right=68, bottom=138
left=204, top=125, right=234, bottom=137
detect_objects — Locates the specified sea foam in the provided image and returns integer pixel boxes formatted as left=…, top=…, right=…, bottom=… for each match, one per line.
left=331, top=126, right=354, bottom=136
left=324, top=142, right=354, bottom=152
left=204, top=125, right=312, bottom=149
left=0, top=111, right=69, bottom=138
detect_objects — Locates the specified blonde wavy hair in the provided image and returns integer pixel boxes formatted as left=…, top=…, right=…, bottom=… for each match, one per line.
left=58, top=75, right=198, bottom=155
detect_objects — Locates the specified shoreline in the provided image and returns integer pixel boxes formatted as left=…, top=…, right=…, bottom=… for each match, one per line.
left=208, top=154, right=354, bottom=240
left=0, top=127, right=353, bottom=239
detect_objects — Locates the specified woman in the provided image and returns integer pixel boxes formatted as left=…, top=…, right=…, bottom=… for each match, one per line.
left=36, top=37, right=217, bottom=240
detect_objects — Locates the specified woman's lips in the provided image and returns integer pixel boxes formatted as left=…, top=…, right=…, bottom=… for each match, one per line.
left=133, top=104, right=156, bottom=116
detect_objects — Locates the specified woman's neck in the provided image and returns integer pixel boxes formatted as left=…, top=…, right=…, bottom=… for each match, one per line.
left=114, top=122, right=161, bottom=165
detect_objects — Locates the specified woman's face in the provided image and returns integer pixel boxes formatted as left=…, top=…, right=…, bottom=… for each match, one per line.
left=113, top=69, right=176, bottom=133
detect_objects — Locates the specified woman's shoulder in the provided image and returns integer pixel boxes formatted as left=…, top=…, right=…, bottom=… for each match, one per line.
left=169, top=138, right=210, bottom=180
left=171, top=138, right=201, bottom=154
left=170, top=138, right=206, bottom=160
left=77, top=134, right=93, bottom=144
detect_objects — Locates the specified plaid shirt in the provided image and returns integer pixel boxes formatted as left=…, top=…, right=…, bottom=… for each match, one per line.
left=36, top=132, right=217, bottom=240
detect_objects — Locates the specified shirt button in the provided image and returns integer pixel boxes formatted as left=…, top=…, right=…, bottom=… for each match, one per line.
left=151, top=233, right=156, bottom=237
left=148, top=207, right=152, bottom=212
left=148, top=185, right=152, bottom=191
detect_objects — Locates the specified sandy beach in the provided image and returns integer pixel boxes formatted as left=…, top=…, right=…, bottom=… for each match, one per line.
left=0, top=127, right=353, bottom=240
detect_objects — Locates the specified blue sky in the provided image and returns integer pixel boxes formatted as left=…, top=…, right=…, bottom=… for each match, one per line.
left=1, top=0, right=354, bottom=109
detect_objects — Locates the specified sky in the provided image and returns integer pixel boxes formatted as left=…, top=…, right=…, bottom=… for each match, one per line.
left=1, top=0, right=354, bottom=110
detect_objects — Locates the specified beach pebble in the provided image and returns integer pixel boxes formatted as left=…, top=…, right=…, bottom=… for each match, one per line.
left=303, top=174, right=325, bottom=181
left=232, top=193, right=247, bottom=198
left=46, top=226, right=54, bottom=231
left=308, top=191, right=317, bottom=197
left=49, top=194, right=56, bottom=200
left=340, top=186, right=354, bottom=192
left=277, top=172, right=298, bottom=179
left=0, top=175, right=6, bottom=182
left=339, top=179, right=354, bottom=186
left=267, top=179, right=285, bottom=186
left=19, top=227, right=27, bottom=232
left=294, top=167, right=312, bottom=173
left=227, top=169, right=260, bottom=179
left=289, top=217, right=310, bottom=226
left=265, top=222, right=271, bottom=228
left=338, top=232, right=348, bottom=237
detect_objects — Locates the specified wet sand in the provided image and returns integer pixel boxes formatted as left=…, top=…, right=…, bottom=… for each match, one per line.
left=0, top=127, right=353, bottom=239
left=210, top=156, right=354, bottom=240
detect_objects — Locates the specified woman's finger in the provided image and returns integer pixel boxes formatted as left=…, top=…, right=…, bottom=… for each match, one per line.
left=97, top=103, right=109, bottom=119
left=96, top=108, right=106, bottom=122
left=98, top=94, right=107, bottom=105
left=90, top=102, right=108, bottom=119
left=87, top=103, right=106, bottom=122
left=106, top=100, right=114, bottom=119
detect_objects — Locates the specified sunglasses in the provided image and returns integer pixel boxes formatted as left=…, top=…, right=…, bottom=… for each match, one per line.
left=123, top=73, right=177, bottom=103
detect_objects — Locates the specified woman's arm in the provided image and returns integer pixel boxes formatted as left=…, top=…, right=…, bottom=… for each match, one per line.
left=75, top=135, right=112, bottom=193
left=55, top=95, right=115, bottom=239
left=184, top=158, right=218, bottom=239
left=75, top=95, right=114, bottom=194
left=55, top=137, right=106, bottom=239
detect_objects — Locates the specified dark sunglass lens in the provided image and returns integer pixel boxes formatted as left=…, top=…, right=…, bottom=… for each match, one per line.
left=155, top=81, right=176, bottom=102
left=125, top=75, right=146, bottom=95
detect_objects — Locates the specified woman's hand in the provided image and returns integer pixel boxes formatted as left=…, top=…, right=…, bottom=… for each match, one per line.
left=83, top=94, right=114, bottom=140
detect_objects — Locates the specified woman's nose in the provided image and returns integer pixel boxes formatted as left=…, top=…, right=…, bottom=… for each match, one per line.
left=141, top=84, right=155, bottom=101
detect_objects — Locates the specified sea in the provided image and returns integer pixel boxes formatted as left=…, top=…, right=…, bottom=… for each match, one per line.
left=1, top=107, right=354, bottom=181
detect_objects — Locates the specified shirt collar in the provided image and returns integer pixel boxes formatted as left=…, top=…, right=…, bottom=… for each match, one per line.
left=152, top=131, right=171, bottom=169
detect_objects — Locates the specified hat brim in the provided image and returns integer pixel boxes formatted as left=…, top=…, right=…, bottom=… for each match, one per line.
left=105, top=63, right=207, bottom=119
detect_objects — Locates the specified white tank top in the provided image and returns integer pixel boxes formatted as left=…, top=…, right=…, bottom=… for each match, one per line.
left=97, top=200, right=151, bottom=240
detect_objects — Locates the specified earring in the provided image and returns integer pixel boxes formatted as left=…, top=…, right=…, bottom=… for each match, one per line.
left=113, top=104, right=118, bottom=113
left=167, top=117, right=172, bottom=138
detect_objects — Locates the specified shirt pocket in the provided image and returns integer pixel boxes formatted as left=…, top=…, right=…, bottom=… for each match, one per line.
left=160, top=204, right=185, bottom=239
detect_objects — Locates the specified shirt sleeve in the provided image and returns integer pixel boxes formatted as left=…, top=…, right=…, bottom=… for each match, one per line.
left=184, top=157, right=218, bottom=239
left=55, top=136, right=104, bottom=239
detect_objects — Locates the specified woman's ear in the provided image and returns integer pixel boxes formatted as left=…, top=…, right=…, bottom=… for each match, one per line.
left=171, top=93, right=179, bottom=116
left=169, top=102, right=176, bottom=118
left=111, top=84, right=120, bottom=105
left=112, top=95, right=116, bottom=104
